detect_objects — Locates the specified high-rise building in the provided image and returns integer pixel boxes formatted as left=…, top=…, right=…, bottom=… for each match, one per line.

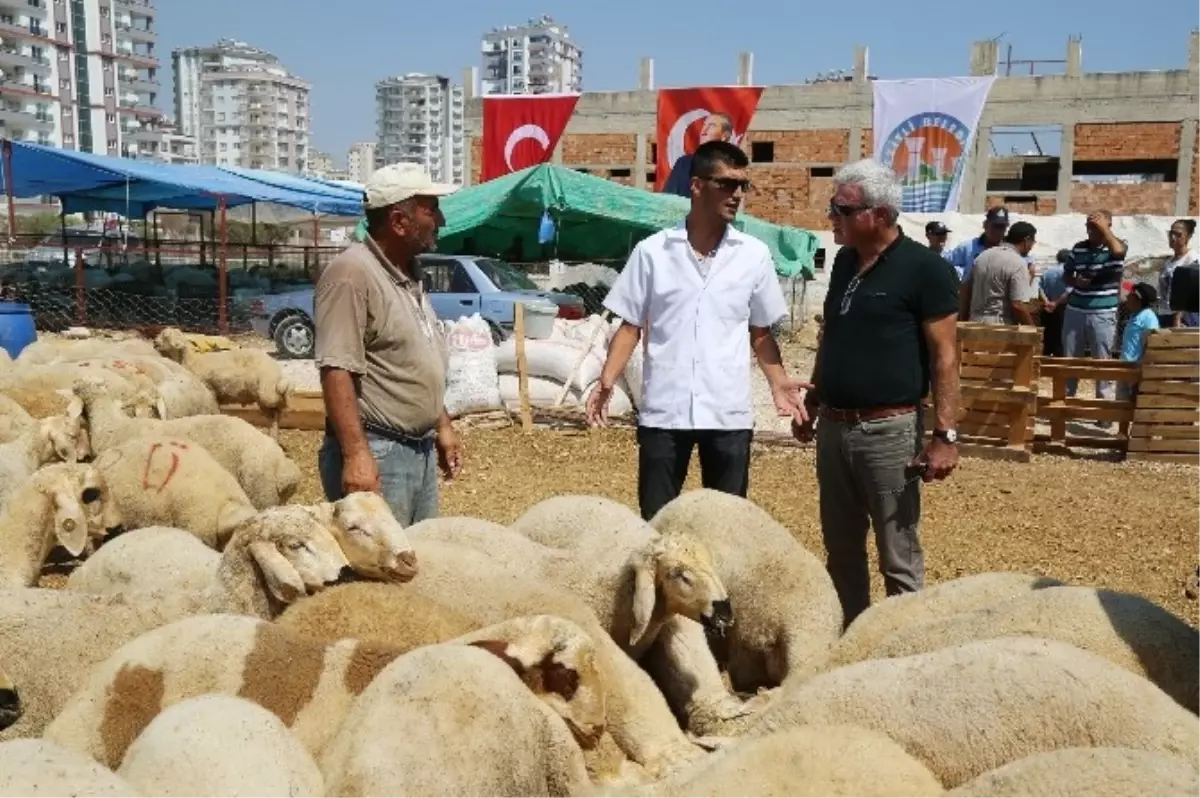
left=307, top=149, right=334, bottom=176
left=480, top=15, right=582, bottom=95
left=375, top=73, right=463, bottom=185
left=172, top=39, right=310, bottom=173
left=124, top=118, right=198, bottom=164
left=346, top=141, right=375, bottom=185
left=0, top=0, right=162, bottom=154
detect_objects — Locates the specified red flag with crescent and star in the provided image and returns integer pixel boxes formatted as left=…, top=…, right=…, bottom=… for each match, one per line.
left=654, top=87, right=763, bottom=192
left=481, top=94, right=580, bottom=182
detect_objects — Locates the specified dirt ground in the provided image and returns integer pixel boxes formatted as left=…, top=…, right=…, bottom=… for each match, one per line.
left=278, top=424, right=1200, bottom=627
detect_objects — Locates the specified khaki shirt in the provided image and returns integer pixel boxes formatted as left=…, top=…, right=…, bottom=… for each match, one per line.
left=968, top=242, right=1034, bottom=324
left=314, top=238, right=448, bottom=436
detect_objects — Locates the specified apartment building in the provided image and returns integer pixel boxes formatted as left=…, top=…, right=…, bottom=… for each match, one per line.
left=375, top=73, right=463, bottom=185
left=0, top=0, right=162, bottom=154
left=346, top=140, right=374, bottom=184
left=123, top=117, right=197, bottom=164
left=480, top=15, right=582, bottom=95
left=172, top=39, right=310, bottom=173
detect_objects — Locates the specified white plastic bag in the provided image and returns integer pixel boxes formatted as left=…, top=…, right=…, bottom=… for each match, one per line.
left=442, top=314, right=502, bottom=417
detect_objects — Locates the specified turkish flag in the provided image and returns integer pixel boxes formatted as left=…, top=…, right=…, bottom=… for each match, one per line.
left=481, top=94, right=580, bottom=182
left=655, top=87, right=763, bottom=192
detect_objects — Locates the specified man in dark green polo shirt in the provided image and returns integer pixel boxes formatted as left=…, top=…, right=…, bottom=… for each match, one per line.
left=793, top=159, right=962, bottom=626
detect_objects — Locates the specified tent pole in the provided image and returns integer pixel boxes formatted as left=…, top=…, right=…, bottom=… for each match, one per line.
left=311, top=213, right=319, bottom=277
left=218, top=197, right=228, bottom=335
left=60, top=209, right=68, bottom=271
left=2, top=140, right=15, bottom=243
left=251, top=202, right=258, bottom=246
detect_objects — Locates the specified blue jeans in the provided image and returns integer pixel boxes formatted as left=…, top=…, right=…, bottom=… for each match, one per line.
left=318, top=430, right=439, bottom=526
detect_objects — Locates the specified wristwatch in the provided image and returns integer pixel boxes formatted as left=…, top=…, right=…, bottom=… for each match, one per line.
left=933, top=428, right=959, bottom=445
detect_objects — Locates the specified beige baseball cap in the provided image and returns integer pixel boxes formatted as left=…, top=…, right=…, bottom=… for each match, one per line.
left=363, top=163, right=458, bottom=210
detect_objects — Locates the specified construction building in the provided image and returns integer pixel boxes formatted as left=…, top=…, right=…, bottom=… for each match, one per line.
left=480, top=15, right=582, bottom=95
left=464, top=33, right=1200, bottom=229
left=376, top=73, right=463, bottom=184
left=172, top=39, right=311, bottom=173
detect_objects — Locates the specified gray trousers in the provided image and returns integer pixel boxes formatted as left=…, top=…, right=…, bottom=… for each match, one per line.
left=816, top=410, right=925, bottom=627
left=1062, top=307, right=1118, bottom=399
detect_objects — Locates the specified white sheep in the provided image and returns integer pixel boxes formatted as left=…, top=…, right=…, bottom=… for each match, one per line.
left=948, top=747, right=1200, bottom=797
left=0, top=361, right=155, bottom=418
left=118, top=694, right=325, bottom=797
left=274, top=539, right=706, bottom=778
left=601, top=725, right=945, bottom=797
left=45, top=612, right=605, bottom=776
left=818, top=571, right=1068, bottom=674
left=743, top=636, right=1200, bottom=789
left=154, top=327, right=291, bottom=438
left=90, top=433, right=258, bottom=549
left=73, top=378, right=301, bottom=509
left=0, top=738, right=139, bottom=796
left=0, top=411, right=89, bottom=510
left=4, top=504, right=364, bottom=741
left=0, top=463, right=123, bottom=587
left=16, top=335, right=160, bottom=365
left=864, top=585, right=1200, bottom=713
left=320, top=628, right=602, bottom=797
left=67, top=491, right=420, bottom=596
left=70, top=353, right=219, bottom=419
left=0, top=393, right=33, bottom=443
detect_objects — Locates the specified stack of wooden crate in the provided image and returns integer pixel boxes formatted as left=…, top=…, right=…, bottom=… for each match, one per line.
left=1128, top=329, right=1200, bottom=464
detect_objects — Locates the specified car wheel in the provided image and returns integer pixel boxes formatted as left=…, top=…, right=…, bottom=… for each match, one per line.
left=274, top=315, right=315, bottom=359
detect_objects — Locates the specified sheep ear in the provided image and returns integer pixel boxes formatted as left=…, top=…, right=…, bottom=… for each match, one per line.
left=155, top=397, right=167, bottom=419
left=66, top=395, right=83, bottom=421
left=628, top=551, right=658, bottom=649
left=247, top=539, right=305, bottom=604
left=75, top=426, right=92, bottom=460
left=52, top=491, right=87, bottom=557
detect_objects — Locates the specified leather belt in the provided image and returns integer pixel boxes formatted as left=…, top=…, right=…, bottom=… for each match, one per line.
left=326, top=419, right=435, bottom=447
left=819, top=404, right=918, bottom=423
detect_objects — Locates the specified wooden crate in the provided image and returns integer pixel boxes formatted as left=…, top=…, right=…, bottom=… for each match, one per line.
left=1035, top=357, right=1139, bottom=451
left=221, top=390, right=326, bottom=431
left=923, top=323, right=1041, bottom=462
left=1128, top=330, right=1199, bottom=465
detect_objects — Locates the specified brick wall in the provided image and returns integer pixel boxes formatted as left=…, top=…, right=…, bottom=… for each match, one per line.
left=560, top=133, right=637, bottom=166
left=1069, top=182, right=1177, bottom=215
left=469, top=137, right=481, bottom=184
left=986, top=195, right=1058, bottom=215
left=1073, top=122, right=1182, bottom=161
left=742, top=167, right=834, bottom=230
left=746, top=129, right=849, bottom=163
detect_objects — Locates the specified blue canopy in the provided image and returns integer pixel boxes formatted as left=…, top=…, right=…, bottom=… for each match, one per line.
left=1, top=140, right=363, bottom=217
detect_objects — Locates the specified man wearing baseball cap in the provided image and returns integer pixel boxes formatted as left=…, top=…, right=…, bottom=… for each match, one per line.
left=924, top=221, right=950, bottom=255
left=314, top=163, right=464, bottom=527
left=944, top=206, right=1009, bottom=282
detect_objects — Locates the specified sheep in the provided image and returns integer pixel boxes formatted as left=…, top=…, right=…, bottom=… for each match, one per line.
left=0, top=410, right=89, bottom=510
left=0, top=392, right=33, bottom=443
left=16, top=335, right=160, bottom=365
left=863, top=586, right=1200, bottom=713
left=117, top=694, right=325, bottom=797
left=0, top=739, right=139, bottom=796
left=67, top=491, right=420, bottom=596
left=320, top=627, right=603, bottom=797
left=742, top=636, right=1200, bottom=789
left=947, top=747, right=1200, bottom=797
left=274, top=539, right=706, bottom=778
left=1, top=504, right=367, bottom=741
left=154, top=327, right=291, bottom=438
left=90, top=434, right=259, bottom=549
left=71, top=353, right=219, bottom=419
left=818, top=571, right=1068, bottom=674
left=0, top=463, right=123, bottom=587
left=0, top=661, right=18, bottom=732
left=599, top=725, right=945, bottom=797
left=0, top=361, right=155, bottom=418
left=45, top=612, right=605, bottom=776
left=73, top=378, right=301, bottom=509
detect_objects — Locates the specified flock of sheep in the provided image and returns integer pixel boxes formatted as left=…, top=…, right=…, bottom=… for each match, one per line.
left=0, top=330, right=1197, bottom=796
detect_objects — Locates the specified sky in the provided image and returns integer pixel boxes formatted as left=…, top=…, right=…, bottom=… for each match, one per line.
left=155, top=0, right=1198, bottom=164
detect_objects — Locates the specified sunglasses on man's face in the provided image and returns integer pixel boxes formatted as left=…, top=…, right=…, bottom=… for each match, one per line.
left=701, top=176, right=752, bottom=193
left=828, top=201, right=870, bottom=217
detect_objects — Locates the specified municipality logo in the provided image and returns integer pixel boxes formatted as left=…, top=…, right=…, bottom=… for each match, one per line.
left=881, top=112, right=971, bottom=212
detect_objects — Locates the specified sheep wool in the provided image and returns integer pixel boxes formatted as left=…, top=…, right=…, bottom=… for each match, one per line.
left=0, top=738, right=138, bottom=797
left=66, top=526, right=220, bottom=596
left=117, top=694, right=325, bottom=798
left=948, top=747, right=1200, bottom=797
left=744, top=636, right=1200, bottom=789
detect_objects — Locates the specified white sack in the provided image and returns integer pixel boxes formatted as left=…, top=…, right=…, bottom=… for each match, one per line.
left=495, top=337, right=604, bottom=391
left=443, top=314, right=503, bottom=417
left=498, top=373, right=581, bottom=409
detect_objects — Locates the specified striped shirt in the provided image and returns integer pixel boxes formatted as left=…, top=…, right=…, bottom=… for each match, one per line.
left=1064, top=239, right=1126, bottom=313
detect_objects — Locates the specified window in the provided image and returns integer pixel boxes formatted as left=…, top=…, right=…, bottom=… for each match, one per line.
left=103, top=87, right=113, bottom=96
left=55, top=21, right=65, bottom=33
left=102, top=60, right=111, bottom=72
left=100, top=34, right=111, bottom=45
left=809, top=166, right=834, bottom=177
left=105, top=113, right=114, bottom=122
left=475, top=259, right=537, bottom=291
left=750, top=141, right=775, bottom=163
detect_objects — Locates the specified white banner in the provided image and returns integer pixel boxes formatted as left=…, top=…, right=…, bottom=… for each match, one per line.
left=872, top=76, right=996, bottom=213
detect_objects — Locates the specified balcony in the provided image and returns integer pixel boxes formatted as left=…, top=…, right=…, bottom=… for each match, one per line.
left=113, top=0, right=156, bottom=15
left=0, top=44, right=48, bottom=71
left=115, top=23, right=155, bottom=44
left=0, top=0, right=47, bottom=19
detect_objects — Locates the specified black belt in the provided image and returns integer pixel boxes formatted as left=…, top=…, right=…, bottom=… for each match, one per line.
left=327, top=418, right=435, bottom=447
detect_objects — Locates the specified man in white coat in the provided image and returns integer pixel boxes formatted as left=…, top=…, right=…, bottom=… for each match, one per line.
left=586, top=140, right=811, bottom=520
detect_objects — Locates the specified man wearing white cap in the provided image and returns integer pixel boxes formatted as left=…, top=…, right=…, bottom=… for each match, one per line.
left=314, top=163, right=464, bottom=525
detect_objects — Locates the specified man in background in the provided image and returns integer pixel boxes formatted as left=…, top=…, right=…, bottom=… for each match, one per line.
left=925, top=221, right=950, bottom=255
left=1062, top=209, right=1129, bottom=403
left=961, top=221, right=1037, bottom=325
left=1038, top=249, right=1072, bottom=357
left=944, top=206, right=1009, bottom=282
left=661, top=113, right=733, bottom=197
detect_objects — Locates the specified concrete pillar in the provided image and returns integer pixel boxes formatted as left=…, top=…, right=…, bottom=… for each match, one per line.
left=1056, top=121, right=1076, bottom=211
left=461, top=68, right=477, bottom=186
left=959, top=125, right=992, bottom=212
left=1175, top=118, right=1198, bottom=215
left=462, top=66, right=477, bottom=99
left=969, top=40, right=999, bottom=76
left=1066, top=36, right=1083, bottom=78
left=639, top=57, right=654, bottom=90
left=1189, top=29, right=1199, bottom=74
left=853, top=46, right=869, bottom=83
left=737, top=52, right=754, bottom=85
left=636, top=57, right=654, bottom=188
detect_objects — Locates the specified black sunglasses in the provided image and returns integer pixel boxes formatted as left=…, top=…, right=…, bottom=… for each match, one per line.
left=828, top=200, right=870, bottom=217
left=700, top=176, right=752, bottom=193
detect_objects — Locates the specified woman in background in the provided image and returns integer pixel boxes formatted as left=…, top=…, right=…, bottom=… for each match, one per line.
left=1157, top=219, right=1198, bottom=328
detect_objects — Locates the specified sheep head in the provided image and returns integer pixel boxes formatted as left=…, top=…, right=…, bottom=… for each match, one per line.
left=27, top=464, right=91, bottom=557
left=75, top=464, right=124, bottom=546
left=124, top=386, right=166, bottom=420
left=243, top=505, right=355, bottom=605
left=467, top=615, right=606, bottom=750
left=35, top=412, right=84, bottom=466
left=628, top=535, right=733, bottom=651
left=315, top=492, right=418, bottom=583
left=151, top=328, right=189, bottom=362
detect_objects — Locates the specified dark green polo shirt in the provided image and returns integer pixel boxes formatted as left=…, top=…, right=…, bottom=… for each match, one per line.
left=818, top=233, right=961, bottom=410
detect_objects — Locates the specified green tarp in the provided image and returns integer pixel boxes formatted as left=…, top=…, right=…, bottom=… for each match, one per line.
left=357, top=164, right=817, bottom=278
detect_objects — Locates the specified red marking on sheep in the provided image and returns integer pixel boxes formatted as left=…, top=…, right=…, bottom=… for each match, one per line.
left=141, top=441, right=188, bottom=493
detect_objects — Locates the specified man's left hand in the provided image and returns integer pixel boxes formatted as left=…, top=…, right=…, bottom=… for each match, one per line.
left=911, top=438, right=958, bottom=482
left=436, top=423, right=464, bottom=480
left=770, top=378, right=815, bottom=425
left=1087, top=211, right=1110, bottom=233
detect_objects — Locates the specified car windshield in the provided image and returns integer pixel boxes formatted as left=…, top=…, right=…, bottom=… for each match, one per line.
left=475, top=258, right=539, bottom=292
